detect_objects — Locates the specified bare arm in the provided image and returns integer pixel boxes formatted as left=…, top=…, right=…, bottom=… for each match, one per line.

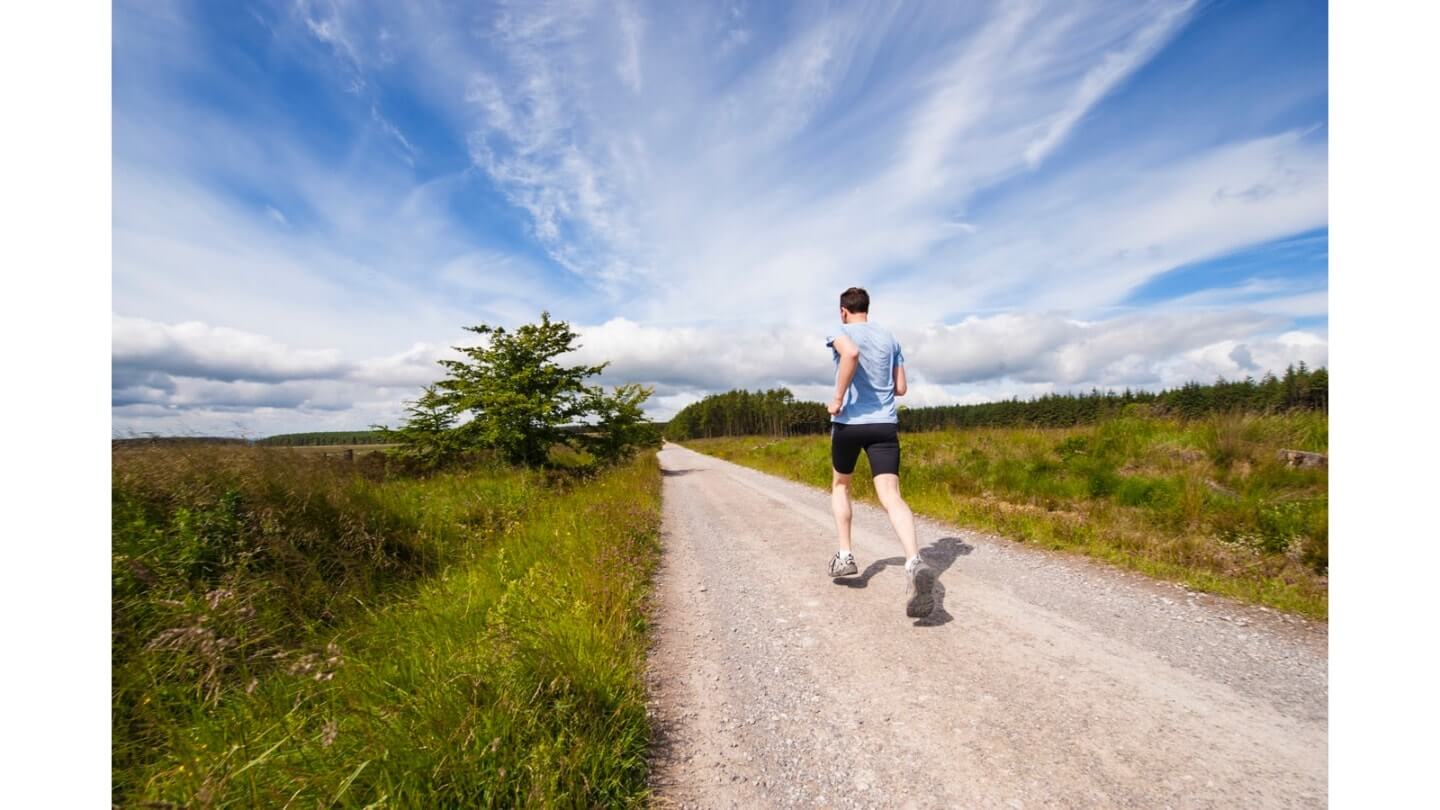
left=828, top=335, right=860, bottom=415
left=894, top=363, right=907, bottom=397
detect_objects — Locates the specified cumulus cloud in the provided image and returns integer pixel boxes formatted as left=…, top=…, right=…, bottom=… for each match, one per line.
left=111, top=396, right=415, bottom=440
left=112, top=315, right=349, bottom=383
left=112, top=309, right=1329, bottom=433
left=113, top=375, right=397, bottom=414
left=1155, top=331, right=1328, bottom=387
left=111, top=315, right=450, bottom=424
left=348, top=341, right=464, bottom=387
left=906, top=310, right=1294, bottom=386
left=571, top=310, right=1323, bottom=392
left=567, top=318, right=827, bottom=389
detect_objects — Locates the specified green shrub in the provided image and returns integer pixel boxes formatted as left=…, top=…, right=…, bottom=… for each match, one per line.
left=1255, top=500, right=1309, bottom=555
left=1114, top=476, right=1178, bottom=509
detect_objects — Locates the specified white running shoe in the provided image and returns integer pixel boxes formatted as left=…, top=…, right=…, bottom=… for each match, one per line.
left=828, top=551, right=858, bottom=577
left=904, top=557, right=936, bottom=617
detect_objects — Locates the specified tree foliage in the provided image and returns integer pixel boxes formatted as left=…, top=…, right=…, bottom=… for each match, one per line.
left=376, top=313, right=660, bottom=467
left=663, top=388, right=829, bottom=440
left=436, top=314, right=609, bottom=466
left=580, top=382, right=660, bottom=464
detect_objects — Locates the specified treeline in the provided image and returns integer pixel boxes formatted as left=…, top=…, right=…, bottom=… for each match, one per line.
left=1161, top=363, right=1327, bottom=418
left=900, top=390, right=1159, bottom=431
left=257, top=430, right=393, bottom=446
left=665, top=364, right=1328, bottom=439
left=664, top=388, right=830, bottom=440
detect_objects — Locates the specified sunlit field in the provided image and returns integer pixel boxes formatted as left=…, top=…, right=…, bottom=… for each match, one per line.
left=688, top=411, right=1328, bottom=619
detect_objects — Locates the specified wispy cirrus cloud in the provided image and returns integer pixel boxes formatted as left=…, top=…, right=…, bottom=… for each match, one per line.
left=112, top=0, right=1329, bottom=435
left=1023, top=0, right=1197, bottom=166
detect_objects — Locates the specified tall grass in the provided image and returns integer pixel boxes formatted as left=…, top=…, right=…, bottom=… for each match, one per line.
left=689, top=412, right=1328, bottom=618
left=113, top=443, right=661, bottom=807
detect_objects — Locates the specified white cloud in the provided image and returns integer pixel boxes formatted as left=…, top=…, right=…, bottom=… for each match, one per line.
left=298, top=0, right=366, bottom=76
left=112, top=314, right=348, bottom=382
left=1156, top=331, right=1328, bottom=386
left=616, top=1, right=644, bottom=92
left=110, top=150, right=548, bottom=358
left=112, top=308, right=1330, bottom=434
left=1163, top=280, right=1329, bottom=318
left=348, top=342, right=459, bottom=387
left=370, top=104, right=417, bottom=164
left=270, top=0, right=1325, bottom=332
left=110, top=314, right=446, bottom=435
left=852, top=128, right=1328, bottom=325
left=1024, top=1, right=1196, bottom=167
left=570, top=309, right=1318, bottom=392
left=567, top=317, right=822, bottom=389
left=720, top=26, right=751, bottom=54
left=113, top=1, right=1329, bottom=434
left=111, top=396, right=412, bottom=440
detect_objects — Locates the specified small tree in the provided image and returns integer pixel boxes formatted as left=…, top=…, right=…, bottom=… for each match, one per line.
left=581, top=382, right=661, bottom=463
left=384, top=312, right=656, bottom=468
left=432, top=313, right=605, bottom=466
left=373, top=384, right=463, bottom=469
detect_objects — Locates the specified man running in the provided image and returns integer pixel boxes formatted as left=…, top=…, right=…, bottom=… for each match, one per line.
left=825, top=287, right=936, bottom=617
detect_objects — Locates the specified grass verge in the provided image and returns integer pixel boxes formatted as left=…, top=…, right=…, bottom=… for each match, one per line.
left=114, top=443, right=661, bottom=807
left=686, top=412, right=1327, bottom=619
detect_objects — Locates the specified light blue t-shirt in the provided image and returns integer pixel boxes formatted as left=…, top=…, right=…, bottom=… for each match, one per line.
left=826, top=322, right=905, bottom=424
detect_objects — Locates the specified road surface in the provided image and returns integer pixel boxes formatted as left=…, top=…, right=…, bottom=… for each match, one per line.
left=645, top=443, right=1327, bottom=809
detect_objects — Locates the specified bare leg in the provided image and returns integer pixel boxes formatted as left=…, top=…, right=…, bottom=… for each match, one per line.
left=831, top=470, right=854, bottom=553
left=872, top=473, right=920, bottom=559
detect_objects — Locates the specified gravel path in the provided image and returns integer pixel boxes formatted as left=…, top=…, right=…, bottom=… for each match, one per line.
left=645, top=443, right=1327, bottom=809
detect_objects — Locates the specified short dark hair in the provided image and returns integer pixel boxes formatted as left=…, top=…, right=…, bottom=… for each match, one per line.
left=839, top=287, right=869, bottom=314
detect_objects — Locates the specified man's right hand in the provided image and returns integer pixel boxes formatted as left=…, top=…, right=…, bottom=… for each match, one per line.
left=827, top=396, right=843, bottom=416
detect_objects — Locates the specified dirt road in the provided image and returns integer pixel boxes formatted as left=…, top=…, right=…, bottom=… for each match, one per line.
left=646, top=443, right=1327, bottom=809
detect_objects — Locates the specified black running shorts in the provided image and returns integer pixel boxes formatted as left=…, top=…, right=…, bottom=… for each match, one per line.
left=830, top=422, right=901, bottom=476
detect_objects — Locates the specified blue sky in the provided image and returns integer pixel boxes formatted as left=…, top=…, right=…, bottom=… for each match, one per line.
left=112, top=0, right=1328, bottom=436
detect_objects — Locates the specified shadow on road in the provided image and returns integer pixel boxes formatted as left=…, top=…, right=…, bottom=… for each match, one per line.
left=660, top=467, right=699, bottom=477
left=831, top=536, right=973, bottom=627
left=832, top=556, right=906, bottom=589
left=913, top=536, right=972, bottom=627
